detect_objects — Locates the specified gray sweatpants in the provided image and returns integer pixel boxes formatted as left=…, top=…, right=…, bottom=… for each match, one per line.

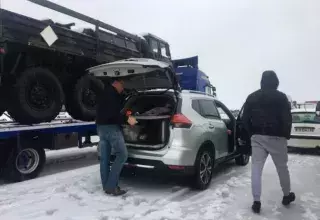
left=251, top=134, right=291, bottom=202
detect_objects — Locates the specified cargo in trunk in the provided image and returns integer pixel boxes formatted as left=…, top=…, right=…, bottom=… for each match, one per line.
left=122, top=93, right=176, bottom=149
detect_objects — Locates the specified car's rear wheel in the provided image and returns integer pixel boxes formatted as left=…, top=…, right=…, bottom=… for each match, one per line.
left=235, top=154, right=250, bottom=166
left=193, top=146, right=214, bottom=190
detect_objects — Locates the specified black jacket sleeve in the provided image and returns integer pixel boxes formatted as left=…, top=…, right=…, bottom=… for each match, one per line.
left=281, top=95, right=292, bottom=139
left=109, top=93, right=128, bottom=125
left=116, top=112, right=129, bottom=125
left=242, top=98, right=252, bottom=137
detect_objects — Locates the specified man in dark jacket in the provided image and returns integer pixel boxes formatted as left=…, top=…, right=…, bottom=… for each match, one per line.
left=242, top=71, right=295, bottom=213
left=96, top=77, right=137, bottom=196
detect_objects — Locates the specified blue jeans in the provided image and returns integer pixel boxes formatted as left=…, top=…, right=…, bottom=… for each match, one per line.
left=97, top=125, right=128, bottom=191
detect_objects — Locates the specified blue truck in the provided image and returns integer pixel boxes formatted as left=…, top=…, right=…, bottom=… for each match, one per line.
left=173, top=56, right=216, bottom=96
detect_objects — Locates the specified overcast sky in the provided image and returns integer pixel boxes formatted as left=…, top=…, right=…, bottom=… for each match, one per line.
left=2, top=0, right=320, bottom=109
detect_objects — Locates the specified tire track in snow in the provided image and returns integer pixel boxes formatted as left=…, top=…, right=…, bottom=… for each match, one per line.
left=129, top=175, right=250, bottom=220
left=117, top=165, right=251, bottom=220
left=1, top=156, right=251, bottom=220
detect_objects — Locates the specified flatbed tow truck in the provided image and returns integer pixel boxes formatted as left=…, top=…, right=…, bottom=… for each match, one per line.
left=0, top=56, right=216, bottom=183
left=0, top=116, right=98, bottom=182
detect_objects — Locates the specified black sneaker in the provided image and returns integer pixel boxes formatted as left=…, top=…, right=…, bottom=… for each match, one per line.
left=252, top=201, right=261, bottom=214
left=282, top=192, right=295, bottom=206
left=105, top=187, right=127, bottom=196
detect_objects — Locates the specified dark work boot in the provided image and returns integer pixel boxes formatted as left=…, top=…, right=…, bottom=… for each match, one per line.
left=252, top=201, right=261, bottom=214
left=282, top=192, right=295, bottom=206
left=105, top=186, right=127, bottom=196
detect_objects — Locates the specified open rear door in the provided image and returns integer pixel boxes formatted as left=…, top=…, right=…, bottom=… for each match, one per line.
left=236, top=106, right=251, bottom=155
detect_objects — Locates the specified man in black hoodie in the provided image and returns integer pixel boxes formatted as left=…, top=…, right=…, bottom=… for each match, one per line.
left=242, top=71, right=295, bottom=213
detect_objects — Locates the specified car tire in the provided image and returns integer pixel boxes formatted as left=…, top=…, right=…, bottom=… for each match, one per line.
left=8, top=67, right=64, bottom=124
left=3, top=145, right=46, bottom=182
left=193, top=146, right=214, bottom=190
left=65, top=75, right=104, bottom=121
left=235, top=154, right=250, bottom=166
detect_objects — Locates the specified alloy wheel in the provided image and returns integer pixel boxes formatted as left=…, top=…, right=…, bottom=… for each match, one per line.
left=199, top=152, right=213, bottom=185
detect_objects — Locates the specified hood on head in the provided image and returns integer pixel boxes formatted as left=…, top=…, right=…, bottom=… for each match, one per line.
left=260, top=70, right=279, bottom=90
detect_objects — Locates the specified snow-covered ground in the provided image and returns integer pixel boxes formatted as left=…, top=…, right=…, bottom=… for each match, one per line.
left=0, top=147, right=319, bottom=220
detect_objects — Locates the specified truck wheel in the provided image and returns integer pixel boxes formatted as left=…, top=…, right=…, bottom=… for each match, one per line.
left=0, top=104, right=5, bottom=116
left=0, top=86, right=8, bottom=116
left=65, top=75, right=104, bottom=121
left=235, top=154, right=250, bottom=166
left=8, top=67, right=64, bottom=124
left=3, top=145, right=46, bottom=182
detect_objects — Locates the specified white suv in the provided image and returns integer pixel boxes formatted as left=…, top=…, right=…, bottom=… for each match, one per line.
left=91, top=58, right=251, bottom=190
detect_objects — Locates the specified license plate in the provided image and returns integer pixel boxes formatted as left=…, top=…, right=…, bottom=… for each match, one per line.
left=295, top=127, right=314, bottom=132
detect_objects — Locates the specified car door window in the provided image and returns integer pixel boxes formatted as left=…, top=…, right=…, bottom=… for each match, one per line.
left=192, top=100, right=201, bottom=115
left=199, top=100, right=219, bottom=119
left=215, top=101, right=234, bottom=127
left=217, top=107, right=230, bottom=120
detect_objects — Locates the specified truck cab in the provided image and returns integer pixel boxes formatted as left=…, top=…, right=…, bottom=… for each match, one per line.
left=142, top=33, right=172, bottom=65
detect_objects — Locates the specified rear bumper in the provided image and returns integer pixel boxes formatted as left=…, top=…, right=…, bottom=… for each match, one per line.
left=110, top=155, right=195, bottom=175
left=288, top=135, right=320, bottom=149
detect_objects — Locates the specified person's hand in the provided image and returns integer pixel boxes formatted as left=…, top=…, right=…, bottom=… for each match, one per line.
left=127, top=116, right=137, bottom=126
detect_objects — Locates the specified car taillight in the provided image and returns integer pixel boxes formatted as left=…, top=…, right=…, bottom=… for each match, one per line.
left=126, top=110, right=132, bottom=116
left=171, top=114, right=192, bottom=128
left=0, top=48, right=5, bottom=54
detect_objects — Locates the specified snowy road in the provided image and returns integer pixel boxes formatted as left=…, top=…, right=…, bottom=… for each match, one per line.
left=0, top=147, right=319, bottom=220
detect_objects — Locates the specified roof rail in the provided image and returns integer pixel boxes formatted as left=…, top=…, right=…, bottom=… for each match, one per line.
left=182, top=90, right=216, bottom=97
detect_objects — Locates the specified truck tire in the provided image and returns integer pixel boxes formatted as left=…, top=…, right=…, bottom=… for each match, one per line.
left=0, top=103, right=5, bottom=116
left=8, top=67, right=64, bottom=124
left=0, top=86, right=8, bottom=116
left=65, top=75, right=104, bottom=121
left=3, top=145, right=46, bottom=182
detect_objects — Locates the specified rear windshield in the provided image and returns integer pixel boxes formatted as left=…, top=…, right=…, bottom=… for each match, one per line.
left=292, top=112, right=320, bottom=124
